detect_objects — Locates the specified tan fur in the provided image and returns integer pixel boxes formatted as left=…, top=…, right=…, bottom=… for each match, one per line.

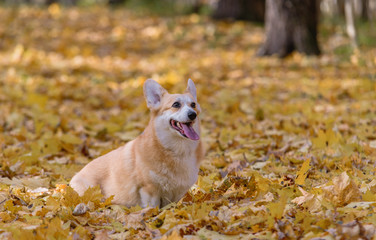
left=70, top=80, right=203, bottom=208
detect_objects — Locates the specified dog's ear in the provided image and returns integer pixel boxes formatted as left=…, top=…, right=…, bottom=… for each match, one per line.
left=186, top=79, right=197, bottom=101
left=144, top=79, right=167, bottom=110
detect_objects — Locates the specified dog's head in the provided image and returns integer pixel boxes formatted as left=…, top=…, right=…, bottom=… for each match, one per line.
left=143, top=79, right=201, bottom=141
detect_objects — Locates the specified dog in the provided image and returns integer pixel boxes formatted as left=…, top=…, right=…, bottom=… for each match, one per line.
left=70, top=79, right=203, bottom=208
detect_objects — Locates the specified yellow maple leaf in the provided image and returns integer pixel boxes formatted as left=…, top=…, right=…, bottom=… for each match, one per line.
left=60, top=133, right=82, bottom=145
left=197, top=175, right=214, bottom=192
left=312, top=128, right=343, bottom=149
left=362, top=190, right=376, bottom=201
left=4, top=200, right=21, bottom=214
left=266, top=190, right=288, bottom=228
left=295, top=158, right=311, bottom=186
left=37, top=217, right=70, bottom=239
left=45, top=196, right=60, bottom=212
left=82, top=185, right=103, bottom=207
left=61, top=185, right=81, bottom=207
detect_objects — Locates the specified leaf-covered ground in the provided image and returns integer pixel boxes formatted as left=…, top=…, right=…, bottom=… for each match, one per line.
left=1, top=5, right=376, bottom=240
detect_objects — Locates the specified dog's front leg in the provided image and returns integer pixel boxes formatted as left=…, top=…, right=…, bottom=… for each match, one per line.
left=139, top=187, right=160, bottom=208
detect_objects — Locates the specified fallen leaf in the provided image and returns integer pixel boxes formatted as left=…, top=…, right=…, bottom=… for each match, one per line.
left=295, top=158, right=310, bottom=186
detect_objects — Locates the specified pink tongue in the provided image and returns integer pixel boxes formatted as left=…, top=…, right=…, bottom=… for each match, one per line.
left=181, top=123, right=199, bottom=140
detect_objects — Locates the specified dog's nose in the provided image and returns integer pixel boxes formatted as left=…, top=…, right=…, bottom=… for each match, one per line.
left=188, top=111, right=197, bottom=120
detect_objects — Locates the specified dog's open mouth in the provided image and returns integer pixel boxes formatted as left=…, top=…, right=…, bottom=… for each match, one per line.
left=170, top=119, right=199, bottom=140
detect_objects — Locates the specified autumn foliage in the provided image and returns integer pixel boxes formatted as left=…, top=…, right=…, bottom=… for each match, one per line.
left=0, top=4, right=376, bottom=240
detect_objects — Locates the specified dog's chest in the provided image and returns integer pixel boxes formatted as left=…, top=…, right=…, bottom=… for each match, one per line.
left=149, top=154, right=198, bottom=200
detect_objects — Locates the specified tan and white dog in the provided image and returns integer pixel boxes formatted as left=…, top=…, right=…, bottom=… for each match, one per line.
left=70, top=79, right=203, bottom=208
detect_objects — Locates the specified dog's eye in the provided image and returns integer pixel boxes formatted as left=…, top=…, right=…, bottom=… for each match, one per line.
left=172, top=102, right=181, bottom=108
left=191, top=102, right=196, bottom=108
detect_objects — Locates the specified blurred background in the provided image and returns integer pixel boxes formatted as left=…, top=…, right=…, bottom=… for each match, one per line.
left=1, top=0, right=375, bottom=57
left=0, top=0, right=375, bottom=180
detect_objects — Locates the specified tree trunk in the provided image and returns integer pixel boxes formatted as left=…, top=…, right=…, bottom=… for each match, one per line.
left=336, top=0, right=346, bottom=16
left=243, top=0, right=265, bottom=22
left=361, top=0, right=369, bottom=20
left=258, top=0, right=321, bottom=58
left=108, top=0, right=128, bottom=5
left=212, top=0, right=244, bottom=20
left=212, top=0, right=265, bottom=22
left=344, top=0, right=358, bottom=48
left=46, top=0, right=78, bottom=5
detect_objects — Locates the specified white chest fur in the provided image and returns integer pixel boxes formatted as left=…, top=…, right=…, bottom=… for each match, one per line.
left=151, top=111, right=201, bottom=205
left=149, top=152, right=199, bottom=203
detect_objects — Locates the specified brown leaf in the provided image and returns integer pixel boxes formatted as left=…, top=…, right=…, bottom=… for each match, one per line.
left=322, top=172, right=361, bottom=207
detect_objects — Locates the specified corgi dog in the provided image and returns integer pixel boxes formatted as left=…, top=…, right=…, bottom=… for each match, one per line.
left=70, top=79, right=203, bottom=208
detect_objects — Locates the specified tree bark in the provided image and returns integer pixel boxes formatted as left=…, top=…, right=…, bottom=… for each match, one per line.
left=46, top=0, right=57, bottom=4
left=212, top=0, right=265, bottom=22
left=361, top=0, right=369, bottom=20
left=46, top=0, right=78, bottom=5
left=344, top=0, right=358, bottom=48
left=336, top=0, right=346, bottom=16
left=258, top=0, right=321, bottom=58
left=108, top=0, right=128, bottom=5
left=243, top=0, right=265, bottom=22
left=212, top=0, right=244, bottom=20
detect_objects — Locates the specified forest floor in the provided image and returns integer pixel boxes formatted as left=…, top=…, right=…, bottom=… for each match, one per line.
left=0, top=5, right=376, bottom=240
